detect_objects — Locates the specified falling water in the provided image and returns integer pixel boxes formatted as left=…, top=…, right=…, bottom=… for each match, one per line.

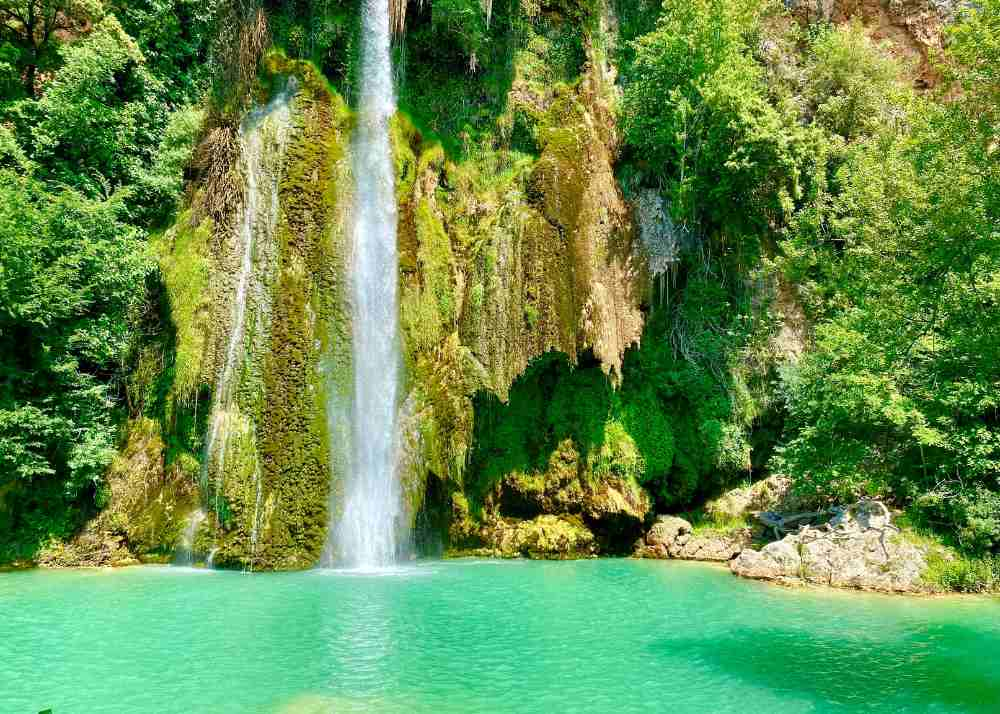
left=336, top=0, right=403, bottom=569
left=175, top=510, right=205, bottom=566
left=200, top=82, right=296, bottom=559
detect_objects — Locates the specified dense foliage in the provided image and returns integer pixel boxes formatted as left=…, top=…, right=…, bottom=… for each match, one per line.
left=0, top=1, right=210, bottom=558
left=1, top=0, right=997, bottom=583
left=619, top=0, right=1000, bottom=568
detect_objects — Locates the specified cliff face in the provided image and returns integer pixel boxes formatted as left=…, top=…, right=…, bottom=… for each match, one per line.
left=41, top=57, right=356, bottom=569
left=48, top=13, right=649, bottom=568
left=393, top=21, right=651, bottom=553
left=38, top=0, right=957, bottom=569
left=786, top=0, right=958, bottom=86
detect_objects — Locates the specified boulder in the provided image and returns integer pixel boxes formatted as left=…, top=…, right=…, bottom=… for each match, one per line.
left=731, top=501, right=929, bottom=593
left=729, top=540, right=803, bottom=580
left=647, top=516, right=692, bottom=548
left=636, top=515, right=749, bottom=562
left=704, top=475, right=812, bottom=523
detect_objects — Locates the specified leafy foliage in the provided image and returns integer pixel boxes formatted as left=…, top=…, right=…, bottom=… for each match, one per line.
left=0, top=1, right=209, bottom=559
left=618, top=0, right=1000, bottom=575
left=0, top=171, right=152, bottom=556
left=620, top=0, right=804, bottom=231
left=468, top=283, right=765, bottom=512
left=772, top=4, right=1000, bottom=559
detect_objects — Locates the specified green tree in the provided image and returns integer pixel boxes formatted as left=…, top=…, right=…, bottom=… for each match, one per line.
left=776, top=87, right=1000, bottom=552
left=31, top=16, right=166, bottom=196
left=0, top=0, right=100, bottom=96
left=620, top=0, right=805, bottom=232
left=0, top=169, right=152, bottom=555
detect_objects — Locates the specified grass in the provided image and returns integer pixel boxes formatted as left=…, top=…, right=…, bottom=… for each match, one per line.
left=680, top=507, right=751, bottom=537
left=897, top=522, right=1000, bottom=593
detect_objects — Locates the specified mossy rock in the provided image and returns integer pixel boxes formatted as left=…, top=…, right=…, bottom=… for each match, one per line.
left=478, top=514, right=598, bottom=559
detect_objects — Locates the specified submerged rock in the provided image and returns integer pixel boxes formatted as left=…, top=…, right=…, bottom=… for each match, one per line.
left=730, top=501, right=929, bottom=593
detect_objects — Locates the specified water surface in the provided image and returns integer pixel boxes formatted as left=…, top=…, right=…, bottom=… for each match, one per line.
left=2, top=560, right=998, bottom=713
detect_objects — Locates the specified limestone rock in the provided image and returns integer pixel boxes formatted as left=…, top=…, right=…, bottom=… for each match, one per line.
left=731, top=501, right=929, bottom=593
left=637, top=515, right=749, bottom=562
left=674, top=533, right=752, bottom=562
left=785, top=0, right=957, bottom=86
left=730, top=540, right=803, bottom=580
left=646, top=515, right=692, bottom=550
left=704, top=475, right=812, bottom=523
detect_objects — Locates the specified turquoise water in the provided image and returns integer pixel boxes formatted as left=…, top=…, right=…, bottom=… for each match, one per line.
left=2, top=559, right=998, bottom=713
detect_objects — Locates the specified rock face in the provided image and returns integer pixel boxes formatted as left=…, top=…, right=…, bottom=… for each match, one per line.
left=498, top=440, right=651, bottom=530
left=703, top=475, right=811, bottom=523
left=730, top=501, right=929, bottom=593
left=786, top=0, right=957, bottom=86
left=36, top=419, right=197, bottom=567
left=473, top=515, right=598, bottom=560
left=636, top=515, right=751, bottom=562
left=445, top=440, right=650, bottom=559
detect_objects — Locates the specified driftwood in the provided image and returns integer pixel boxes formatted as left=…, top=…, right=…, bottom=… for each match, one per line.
left=756, top=509, right=833, bottom=540
left=755, top=500, right=899, bottom=558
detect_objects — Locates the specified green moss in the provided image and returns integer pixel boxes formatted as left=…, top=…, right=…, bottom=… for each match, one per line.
left=155, top=212, right=213, bottom=405
left=589, top=419, right=644, bottom=482
left=484, top=514, right=597, bottom=559
left=391, top=114, right=420, bottom=201
left=245, top=60, right=352, bottom=569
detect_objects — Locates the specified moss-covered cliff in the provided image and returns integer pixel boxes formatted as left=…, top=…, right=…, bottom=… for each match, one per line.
left=25, top=0, right=979, bottom=571
left=28, top=0, right=754, bottom=566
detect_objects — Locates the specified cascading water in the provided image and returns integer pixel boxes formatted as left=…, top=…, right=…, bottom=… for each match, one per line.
left=175, top=510, right=205, bottom=566
left=199, top=82, right=295, bottom=566
left=335, top=0, right=403, bottom=569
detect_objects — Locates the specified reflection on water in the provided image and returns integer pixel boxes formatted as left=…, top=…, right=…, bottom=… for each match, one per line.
left=2, top=560, right=998, bottom=714
left=652, top=622, right=999, bottom=713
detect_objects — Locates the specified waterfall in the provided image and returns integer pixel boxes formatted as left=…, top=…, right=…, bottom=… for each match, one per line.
left=336, top=0, right=403, bottom=569
left=200, top=82, right=296, bottom=557
left=175, top=509, right=205, bottom=566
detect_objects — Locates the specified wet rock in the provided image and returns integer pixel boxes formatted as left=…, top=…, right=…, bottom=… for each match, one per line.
left=486, top=439, right=650, bottom=553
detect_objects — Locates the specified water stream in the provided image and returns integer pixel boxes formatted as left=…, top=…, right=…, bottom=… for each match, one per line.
left=174, top=509, right=205, bottom=566
left=336, top=0, right=403, bottom=569
left=197, top=82, right=296, bottom=564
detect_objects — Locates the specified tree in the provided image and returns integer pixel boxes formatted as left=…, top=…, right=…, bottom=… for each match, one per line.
left=0, top=0, right=100, bottom=96
left=0, top=168, right=152, bottom=556
left=620, top=0, right=805, bottom=234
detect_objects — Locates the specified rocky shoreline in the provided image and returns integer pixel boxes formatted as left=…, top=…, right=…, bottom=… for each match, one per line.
left=634, top=477, right=936, bottom=594
left=5, top=475, right=959, bottom=596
